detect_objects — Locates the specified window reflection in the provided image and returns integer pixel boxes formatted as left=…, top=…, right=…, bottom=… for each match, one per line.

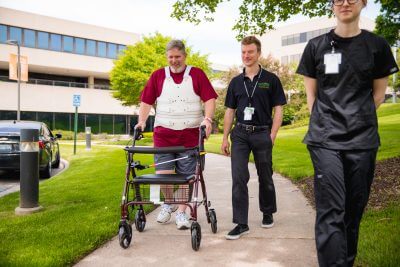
left=75, top=38, right=85, bottom=54
left=10, top=27, right=22, bottom=44
left=98, top=41, right=107, bottom=57
left=24, top=29, right=36, bottom=48
left=63, top=36, right=73, bottom=52
left=0, top=25, right=6, bottom=43
left=86, top=39, right=96, bottom=56
left=38, top=31, right=49, bottom=49
left=108, top=43, right=117, bottom=58
left=1, top=24, right=127, bottom=59
left=50, top=33, right=62, bottom=51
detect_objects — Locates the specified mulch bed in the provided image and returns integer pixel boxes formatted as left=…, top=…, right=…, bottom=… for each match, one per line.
left=296, top=157, right=400, bottom=210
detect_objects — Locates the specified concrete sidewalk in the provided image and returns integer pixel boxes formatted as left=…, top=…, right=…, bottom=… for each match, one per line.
left=76, top=153, right=317, bottom=267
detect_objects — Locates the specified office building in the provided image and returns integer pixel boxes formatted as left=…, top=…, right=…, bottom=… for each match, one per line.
left=0, top=7, right=142, bottom=134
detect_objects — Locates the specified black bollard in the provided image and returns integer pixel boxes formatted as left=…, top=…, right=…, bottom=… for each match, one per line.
left=15, top=128, right=43, bottom=215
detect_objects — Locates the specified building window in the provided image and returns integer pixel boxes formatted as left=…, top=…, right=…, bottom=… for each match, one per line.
left=37, top=112, right=53, bottom=128
left=0, top=25, right=7, bottom=43
left=85, top=114, right=99, bottom=133
left=98, top=41, right=107, bottom=57
left=21, top=111, right=37, bottom=121
left=75, top=37, right=85, bottom=54
left=108, top=43, right=117, bottom=58
left=300, top=32, right=307, bottom=43
left=63, top=36, right=73, bottom=52
left=114, top=115, right=126, bottom=134
left=1, top=23, right=129, bottom=59
left=0, top=111, right=17, bottom=120
left=281, top=36, right=288, bottom=46
left=86, top=39, right=96, bottom=56
left=282, top=27, right=335, bottom=46
left=50, top=33, right=62, bottom=51
left=9, top=27, right=22, bottom=44
left=38, top=31, right=49, bottom=49
left=101, top=115, right=113, bottom=133
left=293, top=33, right=300, bottom=44
left=23, top=29, right=36, bottom=48
left=118, top=44, right=126, bottom=55
left=281, top=56, right=288, bottom=65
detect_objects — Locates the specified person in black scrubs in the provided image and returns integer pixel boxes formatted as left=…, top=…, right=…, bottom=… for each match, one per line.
left=222, top=36, right=287, bottom=240
left=296, top=0, right=399, bottom=266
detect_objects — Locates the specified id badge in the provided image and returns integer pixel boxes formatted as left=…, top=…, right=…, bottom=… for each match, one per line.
left=244, top=107, right=255, bottom=121
left=324, top=53, right=342, bottom=74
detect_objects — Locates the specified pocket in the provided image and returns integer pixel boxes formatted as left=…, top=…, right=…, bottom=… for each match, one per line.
left=305, top=112, right=328, bottom=143
left=353, top=114, right=378, bottom=141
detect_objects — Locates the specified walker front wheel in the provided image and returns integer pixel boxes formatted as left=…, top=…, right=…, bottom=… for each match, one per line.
left=135, top=209, right=146, bottom=232
left=118, top=223, right=132, bottom=249
left=209, top=209, right=217, bottom=233
left=191, top=222, right=201, bottom=251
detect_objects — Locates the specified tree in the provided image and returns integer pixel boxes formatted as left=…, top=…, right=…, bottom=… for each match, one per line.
left=374, top=0, right=400, bottom=46
left=110, top=33, right=212, bottom=106
left=172, top=0, right=399, bottom=44
left=171, top=0, right=331, bottom=40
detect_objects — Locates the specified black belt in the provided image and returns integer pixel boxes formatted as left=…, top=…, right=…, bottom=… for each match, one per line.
left=236, top=122, right=269, bottom=133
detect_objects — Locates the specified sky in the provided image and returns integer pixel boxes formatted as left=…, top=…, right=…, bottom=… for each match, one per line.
left=0, top=0, right=382, bottom=67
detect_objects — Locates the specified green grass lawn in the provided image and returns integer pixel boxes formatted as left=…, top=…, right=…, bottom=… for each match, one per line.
left=0, top=143, right=155, bottom=266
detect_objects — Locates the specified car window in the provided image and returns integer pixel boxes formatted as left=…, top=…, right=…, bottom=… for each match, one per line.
left=47, top=127, right=54, bottom=138
left=42, top=125, right=50, bottom=139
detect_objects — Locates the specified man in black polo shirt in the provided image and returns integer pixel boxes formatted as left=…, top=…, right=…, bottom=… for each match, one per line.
left=222, top=36, right=287, bottom=240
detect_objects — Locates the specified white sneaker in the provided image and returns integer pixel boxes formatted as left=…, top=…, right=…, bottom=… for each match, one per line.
left=175, top=212, right=191, bottom=230
left=157, top=204, right=172, bottom=223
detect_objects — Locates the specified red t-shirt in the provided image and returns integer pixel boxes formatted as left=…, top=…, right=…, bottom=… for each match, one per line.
left=140, top=66, right=217, bottom=147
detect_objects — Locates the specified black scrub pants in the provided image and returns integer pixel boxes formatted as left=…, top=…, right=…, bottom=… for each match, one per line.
left=230, top=126, right=276, bottom=225
left=307, top=145, right=377, bottom=267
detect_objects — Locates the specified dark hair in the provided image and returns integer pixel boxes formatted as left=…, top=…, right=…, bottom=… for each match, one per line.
left=241, top=36, right=261, bottom=52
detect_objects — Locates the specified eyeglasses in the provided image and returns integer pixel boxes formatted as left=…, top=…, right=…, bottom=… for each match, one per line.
left=332, top=0, right=359, bottom=6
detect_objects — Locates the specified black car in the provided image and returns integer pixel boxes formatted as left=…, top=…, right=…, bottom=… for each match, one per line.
left=0, top=120, right=62, bottom=178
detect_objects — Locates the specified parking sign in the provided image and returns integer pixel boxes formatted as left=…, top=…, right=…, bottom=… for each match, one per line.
left=73, top=95, right=81, bottom=107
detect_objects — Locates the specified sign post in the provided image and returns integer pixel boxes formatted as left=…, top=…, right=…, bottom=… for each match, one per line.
left=73, top=95, right=81, bottom=155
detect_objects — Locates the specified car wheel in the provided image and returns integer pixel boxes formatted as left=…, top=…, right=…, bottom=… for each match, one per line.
left=52, top=152, right=60, bottom=168
left=40, top=158, right=52, bottom=178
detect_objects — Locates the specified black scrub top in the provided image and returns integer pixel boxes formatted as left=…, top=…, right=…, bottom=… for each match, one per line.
left=297, top=29, right=399, bottom=150
left=225, top=67, right=287, bottom=126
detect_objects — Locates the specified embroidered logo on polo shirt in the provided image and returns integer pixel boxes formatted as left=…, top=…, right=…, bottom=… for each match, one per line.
left=258, top=82, right=270, bottom=89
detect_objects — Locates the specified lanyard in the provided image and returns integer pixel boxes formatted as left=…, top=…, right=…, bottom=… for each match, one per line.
left=243, top=68, right=263, bottom=107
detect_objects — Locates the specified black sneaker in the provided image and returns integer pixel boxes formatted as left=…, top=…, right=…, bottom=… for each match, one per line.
left=261, top=213, right=274, bottom=228
left=225, top=224, right=249, bottom=240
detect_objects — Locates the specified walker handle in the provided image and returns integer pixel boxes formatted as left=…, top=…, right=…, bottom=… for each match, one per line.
left=199, top=125, right=206, bottom=152
left=132, top=127, right=143, bottom=146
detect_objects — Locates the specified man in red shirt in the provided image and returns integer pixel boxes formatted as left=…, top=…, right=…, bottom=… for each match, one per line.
left=135, top=39, right=217, bottom=229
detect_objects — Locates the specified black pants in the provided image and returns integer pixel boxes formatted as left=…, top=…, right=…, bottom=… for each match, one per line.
left=230, top=126, right=276, bottom=225
left=307, top=146, right=377, bottom=267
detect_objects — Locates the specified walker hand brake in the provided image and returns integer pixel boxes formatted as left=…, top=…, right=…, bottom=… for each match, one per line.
left=131, top=161, right=149, bottom=170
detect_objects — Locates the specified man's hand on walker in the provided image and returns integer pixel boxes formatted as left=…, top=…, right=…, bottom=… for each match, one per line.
left=135, top=121, right=146, bottom=132
left=201, top=117, right=213, bottom=138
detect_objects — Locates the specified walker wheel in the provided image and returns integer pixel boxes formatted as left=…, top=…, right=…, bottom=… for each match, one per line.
left=118, top=223, right=132, bottom=249
left=209, top=209, right=217, bottom=234
left=191, top=222, right=201, bottom=251
left=135, top=209, right=146, bottom=232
